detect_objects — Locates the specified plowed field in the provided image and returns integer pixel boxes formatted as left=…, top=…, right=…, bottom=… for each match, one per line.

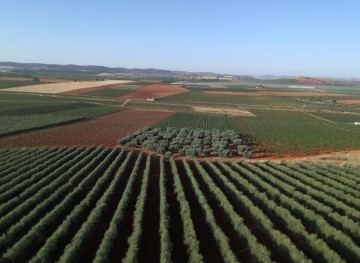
left=337, top=100, right=360, bottom=105
left=0, top=110, right=172, bottom=148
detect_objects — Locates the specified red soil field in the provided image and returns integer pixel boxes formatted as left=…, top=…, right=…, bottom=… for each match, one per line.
left=0, top=110, right=173, bottom=148
left=121, top=84, right=189, bottom=100
left=337, top=99, right=360, bottom=105
left=205, top=91, right=346, bottom=97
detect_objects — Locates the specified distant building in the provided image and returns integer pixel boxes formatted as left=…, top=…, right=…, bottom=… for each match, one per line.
left=147, top=98, right=155, bottom=102
left=355, top=122, right=360, bottom=125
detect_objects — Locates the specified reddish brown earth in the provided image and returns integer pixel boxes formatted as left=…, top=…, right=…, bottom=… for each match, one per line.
left=336, top=99, right=360, bottom=105
left=0, top=110, right=173, bottom=148
left=204, top=91, right=346, bottom=97
left=121, top=84, right=189, bottom=100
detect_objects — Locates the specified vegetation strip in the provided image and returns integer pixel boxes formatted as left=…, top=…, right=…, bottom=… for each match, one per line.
left=93, top=153, right=143, bottom=263
left=169, top=157, right=203, bottom=263
left=159, top=157, right=172, bottom=263
left=122, top=155, right=151, bottom=263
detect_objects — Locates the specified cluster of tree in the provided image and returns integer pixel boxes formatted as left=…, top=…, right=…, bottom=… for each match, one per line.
left=119, top=127, right=253, bottom=158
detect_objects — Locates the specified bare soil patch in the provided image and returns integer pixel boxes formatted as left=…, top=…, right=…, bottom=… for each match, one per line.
left=192, top=106, right=254, bottom=116
left=2, top=80, right=132, bottom=94
left=205, top=91, right=346, bottom=97
left=337, top=99, right=360, bottom=105
left=121, top=84, right=189, bottom=100
left=0, top=109, right=173, bottom=148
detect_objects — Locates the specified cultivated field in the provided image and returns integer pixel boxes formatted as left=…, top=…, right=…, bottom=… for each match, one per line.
left=0, top=110, right=172, bottom=148
left=0, top=75, right=359, bottom=263
left=0, top=101, right=117, bottom=137
left=2, top=80, right=132, bottom=94
left=205, top=91, right=347, bottom=97
left=192, top=106, right=254, bottom=116
left=0, top=148, right=359, bottom=262
left=121, top=84, right=189, bottom=100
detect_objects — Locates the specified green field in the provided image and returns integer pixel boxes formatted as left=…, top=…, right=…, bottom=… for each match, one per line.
left=0, top=94, right=117, bottom=137
left=162, top=91, right=303, bottom=106
left=79, top=87, right=135, bottom=98
left=229, top=109, right=360, bottom=155
left=0, top=80, right=44, bottom=89
left=311, top=112, right=360, bottom=123
left=157, top=112, right=232, bottom=130
left=125, top=101, right=193, bottom=111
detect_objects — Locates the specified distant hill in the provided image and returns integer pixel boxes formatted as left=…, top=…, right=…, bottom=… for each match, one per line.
left=293, top=76, right=344, bottom=86
left=0, top=62, right=211, bottom=77
left=0, top=62, right=356, bottom=85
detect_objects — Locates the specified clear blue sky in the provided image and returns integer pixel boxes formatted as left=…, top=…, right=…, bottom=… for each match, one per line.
left=1, top=0, right=359, bottom=77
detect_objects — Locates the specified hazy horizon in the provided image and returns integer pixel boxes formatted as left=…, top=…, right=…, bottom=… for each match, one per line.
left=1, top=0, right=360, bottom=78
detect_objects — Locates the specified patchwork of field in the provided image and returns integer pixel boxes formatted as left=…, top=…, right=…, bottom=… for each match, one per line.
left=0, top=148, right=359, bottom=262
left=121, top=84, right=189, bottom=100
left=0, top=110, right=173, bottom=148
left=0, top=77, right=359, bottom=263
left=1, top=80, right=132, bottom=94
left=162, top=91, right=307, bottom=105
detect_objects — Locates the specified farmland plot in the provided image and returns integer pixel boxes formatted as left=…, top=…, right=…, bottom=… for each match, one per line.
left=0, top=148, right=359, bottom=262
left=121, top=84, right=189, bottom=100
left=0, top=110, right=172, bottom=148
left=2, top=80, right=132, bottom=94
